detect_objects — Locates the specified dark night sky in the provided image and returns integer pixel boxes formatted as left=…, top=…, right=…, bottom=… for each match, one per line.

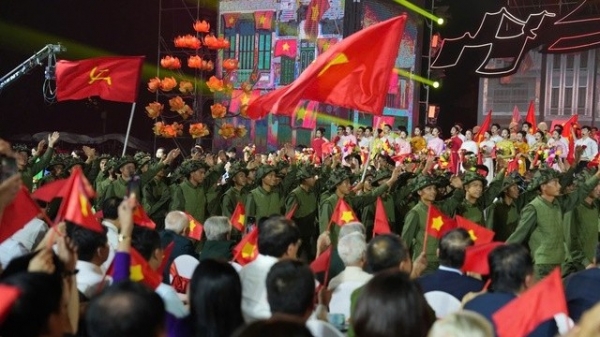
left=0, top=0, right=492, bottom=148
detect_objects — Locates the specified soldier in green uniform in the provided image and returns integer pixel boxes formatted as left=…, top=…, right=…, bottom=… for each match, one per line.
left=38, top=157, right=65, bottom=187
left=507, top=167, right=600, bottom=279
left=103, top=157, right=140, bottom=201
left=221, top=161, right=248, bottom=240
left=456, top=169, right=505, bottom=226
left=15, top=131, right=59, bottom=190
left=360, top=170, right=396, bottom=238
left=142, top=166, right=171, bottom=231
left=95, top=158, right=117, bottom=210
left=246, top=165, right=284, bottom=221
left=285, top=165, right=318, bottom=261
left=402, top=174, right=464, bottom=273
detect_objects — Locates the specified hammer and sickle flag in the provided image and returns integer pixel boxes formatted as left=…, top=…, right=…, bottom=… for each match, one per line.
left=56, top=56, right=144, bottom=103
left=247, top=15, right=407, bottom=120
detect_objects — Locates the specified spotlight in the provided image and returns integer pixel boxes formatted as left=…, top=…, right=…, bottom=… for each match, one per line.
left=433, top=81, right=440, bottom=89
left=437, top=18, right=444, bottom=25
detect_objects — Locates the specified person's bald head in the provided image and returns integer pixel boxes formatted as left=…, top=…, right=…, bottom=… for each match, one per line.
left=366, top=234, right=411, bottom=274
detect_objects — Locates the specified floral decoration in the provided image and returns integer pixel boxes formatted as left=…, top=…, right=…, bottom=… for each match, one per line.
left=145, top=102, right=163, bottom=119
left=189, top=123, right=210, bottom=138
left=210, top=103, right=227, bottom=119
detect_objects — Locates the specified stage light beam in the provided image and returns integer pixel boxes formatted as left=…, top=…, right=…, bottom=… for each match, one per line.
left=391, top=0, right=445, bottom=26
left=394, top=68, right=441, bottom=89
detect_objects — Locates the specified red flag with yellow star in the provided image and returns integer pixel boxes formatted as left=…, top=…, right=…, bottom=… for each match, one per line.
left=247, top=15, right=407, bottom=119
left=525, top=100, right=537, bottom=134
left=373, top=197, right=392, bottom=237
left=254, top=11, right=274, bottom=30
left=372, top=116, right=395, bottom=131
left=222, top=13, right=240, bottom=28
left=474, top=110, right=492, bottom=144
left=232, top=226, right=258, bottom=266
left=274, top=39, right=298, bottom=59
left=462, top=242, right=504, bottom=275
left=230, top=202, right=246, bottom=232
left=310, top=246, right=331, bottom=274
left=329, top=198, right=358, bottom=228
left=108, top=247, right=163, bottom=290
left=55, top=167, right=103, bottom=232
left=304, top=0, right=330, bottom=39
left=456, top=215, right=495, bottom=245
left=0, top=186, right=42, bottom=243
left=425, top=205, right=457, bottom=239
left=56, top=56, right=144, bottom=103
left=132, top=202, right=156, bottom=229
left=185, top=213, right=204, bottom=240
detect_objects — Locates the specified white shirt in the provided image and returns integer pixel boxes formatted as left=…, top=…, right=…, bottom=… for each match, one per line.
left=239, top=254, right=279, bottom=322
left=459, top=140, right=479, bottom=155
left=526, top=133, right=536, bottom=147
left=102, top=220, right=119, bottom=272
left=427, top=137, right=445, bottom=156
left=306, top=319, right=346, bottom=337
left=490, top=135, right=503, bottom=143
left=156, top=283, right=189, bottom=318
left=0, top=238, right=28, bottom=269
left=76, top=260, right=111, bottom=299
left=458, top=133, right=466, bottom=142
left=575, top=136, right=599, bottom=161
left=359, top=136, right=373, bottom=149
left=438, top=265, right=463, bottom=275
left=328, top=266, right=372, bottom=291
left=11, top=218, right=48, bottom=251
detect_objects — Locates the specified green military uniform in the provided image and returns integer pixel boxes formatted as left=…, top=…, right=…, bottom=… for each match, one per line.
left=402, top=175, right=465, bottom=273
left=485, top=176, right=533, bottom=241
left=360, top=170, right=397, bottom=237
left=142, top=176, right=171, bottom=230
left=18, top=146, right=55, bottom=191
left=507, top=168, right=600, bottom=279
left=457, top=170, right=504, bottom=226
left=38, top=157, right=65, bottom=187
left=103, top=157, right=140, bottom=201
left=246, top=166, right=284, bottom=220
left=285, top=166, right=319, bottom=260
left=199, top=240, right=235, bottom=261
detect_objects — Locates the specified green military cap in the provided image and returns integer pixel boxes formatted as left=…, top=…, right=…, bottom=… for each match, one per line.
left=65, top=157, right=85, bottom=170
left=12, top=144, right=28, bottom=153
left=228, top=161, right=249, bottom=179
left=296, top=165, right=316, bottom=181
left=256, top=165, right=276, bottom=181
left=105, top=158, right=118, bottom=171
left=98, top=153, right=112, bottom=160
left=46, top=157, right=65, bottom=170
left=527, top=168, right=560, bottom=191
left=180, top=159, right=209, bottom=177
left=371, top=169, right=391, bottom=186
left=462, top=171, right=488, bottom=187
left=134, top=151, right=151, bottom=162
left=326, top=168, right=352, bottom=189
left=116, top=156, right=137, bottom=171
left=411, top=174, right=437, bottom=193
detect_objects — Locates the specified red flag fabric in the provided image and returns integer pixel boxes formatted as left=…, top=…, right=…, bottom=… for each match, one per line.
left=588, top=153, right=600, bottom=168
left=126, top=247, right=163, bottom=289
left=493, top=269, right=567, bottom=337
left=373, top=197, right=391, bottom=237
left=0, top=186, right=42, bottom=243
left=56, top=56, right=144, bottom=103
left=525, top=100, right=537, bottom=134
left=0, top=284, right=20, bottom=324
left=373, top=115, right=395, bottom=130
left=222, top=13, right=240, bottom=28
left=274, top=39, right=298, bottom=59
left=285, top=203, right=298, bottom=220
left=475, top=110, right=492, bottom=144
left=304, top=0, right=330, bottom=39
left=317, top=38, right=338, bottom=55
left=232, top=226, right=259, bottom=266
left=425, top=205, right=457, bottom=239
left=254, top=11, right=274, bottom=30
left=31, top=178, right=68, bottom=202
left=247, top=15, right=407, bottom=119
left=55, top=168, right=103, bottom=233
left=329, top=198, right=358, bottom=228
left=462, top=242, right=504, bottom=275
left=562, top=114, right=578, bottom=164
left=321, top=142, right=335, bottom=156
left=456, top=216, right=495, bottom=245
left=185, top=213, right=204, bottom=240
left=511, top=105, right=521, bottom=124
left=158, top=242, right=175, bottom=275
left=132, top=202, right=156, bottom=229
left=310, top=246, right=332, bottom=274
left=230, top=202, right=246, bottom=232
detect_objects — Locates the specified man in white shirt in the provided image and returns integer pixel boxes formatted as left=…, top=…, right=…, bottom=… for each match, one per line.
left=267, top=259, right=345, bottom=337
left=71, top=225, right=111, bottom=299
left=100, top=197, right=121, bottom=271
left=575, top=125, right=599, bottom=171
left=239, top=216, right=301, bottom=322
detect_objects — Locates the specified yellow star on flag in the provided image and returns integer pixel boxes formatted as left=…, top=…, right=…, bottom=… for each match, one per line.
left=341, top=210, right=355, bottom=224
left=238, top=214, right=245, bottom=225
left=311, top=4, right=320, bottom=21
left=296, top=107, right=306, bottom=121
left=259, top=15, right=266, bottom=25
left=189, top=220, right=196, bottom=232
left=79, top=194, right=89, bottom=216
left=431, top=216, right=444, bottom=231
left=318, top=53, right=349, bottom=77
left=130, top=265, right=144, bottom=282
left=228, top=17, right=235, bottom=25
left=322, top=41, right=330, bottom=52
left=468, top=229, right=477, bottom=241
left=241, top=243, right=256, bottom=258
left=283, top=42, right=290, bottom=51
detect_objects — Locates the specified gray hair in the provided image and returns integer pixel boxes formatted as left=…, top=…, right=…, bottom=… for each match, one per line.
left=204, top=216, right=231, bottom=241
left=164, top=211, right=188, bottom=234
left=427, top=311, right=493, bottom=337
left=337, top=232, right=367, bottom=266
left=339, top=222, right=366, bottom=239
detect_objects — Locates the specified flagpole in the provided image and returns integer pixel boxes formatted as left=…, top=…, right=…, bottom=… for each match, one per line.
left=360, top=138, right=375, bottom=182
left=122, top=102, right=136, bottom=157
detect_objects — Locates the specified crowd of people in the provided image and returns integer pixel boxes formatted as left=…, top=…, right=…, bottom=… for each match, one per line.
left=1, top=117, right=600, bottom=337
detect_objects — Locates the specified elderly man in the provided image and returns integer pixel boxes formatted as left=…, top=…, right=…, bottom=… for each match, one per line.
left=159, top=211, right=198, bottom=283
left=328, top=232, right=371, bottom=319
left=200, top=216, right=235, bottom=261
